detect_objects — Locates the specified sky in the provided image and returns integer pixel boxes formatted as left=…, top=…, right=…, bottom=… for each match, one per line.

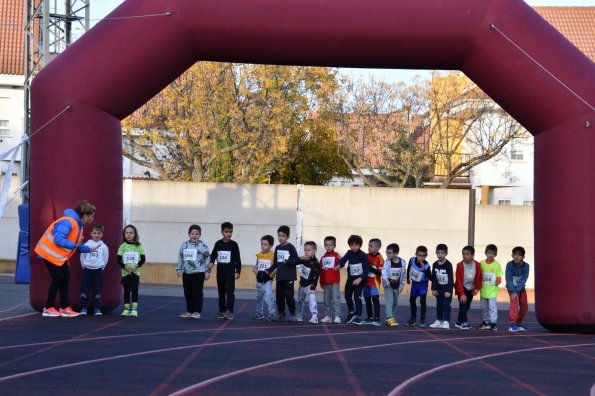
left=90, top=0, right=595, bottom=83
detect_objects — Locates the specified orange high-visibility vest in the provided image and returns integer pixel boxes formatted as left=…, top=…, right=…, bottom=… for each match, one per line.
left=34, top=216, right=82, bottom=266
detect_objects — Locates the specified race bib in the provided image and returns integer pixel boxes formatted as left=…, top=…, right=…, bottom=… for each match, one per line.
left=410, top=269, right=423, bottom=282
left=321, top=257, right=335, bottom=269
left=349, top=263, right=363, bottom=276
left=257, top=259, right=271, bottom=271
left=88, top=252, right=99, bottom=259
left=512, top=276, right=520, bottom=286
left=483, top=272, right=496, bottom=285
left=299, top=264, right=311, bottom=279
left=123, top=252, right=139, bottom=265
left=218, top=251, right=231, bottom=263
left=436, top=273, right=448, bottom=285
left=277, top=250, right=290, bottom=262
left=390, top=268, right=401, bottom=280
left=183, top=249, right=198, bottom=262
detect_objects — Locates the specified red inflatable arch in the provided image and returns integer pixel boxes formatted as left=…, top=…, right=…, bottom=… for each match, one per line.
left=30, top=0, right=594, bottom=332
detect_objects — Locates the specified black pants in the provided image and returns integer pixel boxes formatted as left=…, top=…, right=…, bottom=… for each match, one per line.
left=122, top=274, right=140, bottom=304
left=81, top=268, right=103, bottom=308
left=457, top=288, right=474, bottom=323
left=436, top=293, right=452, bottom=322
left=344, top=279, right=364, bottom=316
left=45, top=259, right=69, bottom=309
left=216, top=264, right=235, bottom=313
left=409, top=294, right=427, bottom=321
left=365, top=295, right=380, bottom=319
left=183, top=272, right=205, bottom=313
left=276, top=280, right=296, bottom=316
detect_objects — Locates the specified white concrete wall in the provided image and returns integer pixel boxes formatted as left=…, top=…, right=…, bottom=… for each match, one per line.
left=0, top=75, right=25, bottom=175
left=0, top=179, right=536, bottom=286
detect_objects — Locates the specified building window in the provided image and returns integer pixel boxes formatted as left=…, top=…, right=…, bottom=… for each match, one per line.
left=498, top=200, right=511, bottom=205
left=0, top=120, right=10, bottom=137
left=523, top=200, right=533, bottom=206
left=510, top=139, right=524, bottom=160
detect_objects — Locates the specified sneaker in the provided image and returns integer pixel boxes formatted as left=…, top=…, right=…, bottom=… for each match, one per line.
left=252, top=314, right=265, bottom=320
left=489, top=323, right=497, bottom=331
left=477, top=321, right=491, bottom=330
left=59, top=307, right=81, bottom=317
left=309, top=316, right=319, bottom=324
left=440, top=321, right=450, bottom=329
left=121, top=308, right=130, bottom=316
left=296, top=316, right=304, bottom=322
left=454, top=321, right=463, bottom=329
left=130, top=309, right=138, bottom=317
left=94, top=307, right=102, bottom=316
left=405, top=318, right=417, bottom=326
left=271, top=313, right=286, bottom=322
left=517, top=324, right=528, bottom=331
left=333, top=316, right=342, bottom=324
left=215, top=312, right=225, bottom=319
left=508, top=324, right=519, bottom=332
left=353, top=316, right=363, bottom=325
left=224, top=311, right=233, bottom=320
left=42, top=307, right=60, bottom=317
left=363, top=318, right=373, bottom=325
left=191, top=312, right=201, bottom=319
left=320, top=315, right=333, bottom=323
left=265, top=314, right=276, bottom=321
left=345, top=312, right=356, bottom=324
left=80, top=307, right=88, bottom=315
left=429, top=320, right=443, bottom=328
left=385, top=317, right=399, bottom=327
left=287, top=315, right=298, bottom=322
left=180, top=311, right=192, bottom=318
left=417, top=321, right=427, bottom=328
left=371, top=318, right=382, bottom=327
left=460, top=322, right=472, bottom=330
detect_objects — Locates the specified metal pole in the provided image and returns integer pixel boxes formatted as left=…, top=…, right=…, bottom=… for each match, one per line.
left=467, top=188, right=476, bottom=246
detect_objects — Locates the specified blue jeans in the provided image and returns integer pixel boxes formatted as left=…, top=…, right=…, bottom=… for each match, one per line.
left=435, top=293, right=452, bottom=322
left=344, top=278, right=364, bottom=316
left=80, top=267, right=103, bottom=308
left=255, top=280, right=276, bottom=316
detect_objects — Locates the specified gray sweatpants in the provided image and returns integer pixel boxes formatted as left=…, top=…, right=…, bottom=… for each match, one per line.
left=256, top=281, right=277, bottom=317
left=384, top=286, right=400, bottom=319
left=296, top=285, right=318, bottom=319
left=322, top=283, right=341, bottom=318
left=480, top=296, right=498, bottom=323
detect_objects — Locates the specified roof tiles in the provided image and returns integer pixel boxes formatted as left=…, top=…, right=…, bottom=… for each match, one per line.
left=0, top=0, right=24, bottom=76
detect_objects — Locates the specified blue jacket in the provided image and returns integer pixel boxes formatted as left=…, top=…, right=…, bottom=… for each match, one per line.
left=505, top=260, right=530, bottom=293
left=51, top=209, right=91, bottom=253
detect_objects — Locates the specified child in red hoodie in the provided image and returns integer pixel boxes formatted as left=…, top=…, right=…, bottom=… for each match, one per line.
left=454, top=245, right=482, bottom=330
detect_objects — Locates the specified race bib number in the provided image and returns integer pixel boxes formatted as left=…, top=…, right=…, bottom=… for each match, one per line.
left=183, top=249, right=197, bottom=262
left=88, top=252, right=99, bottom=259
left=321, top=257, right=335, bottom=269
left=277, top=250, right=290, bottom=262
left=257, top=259, right=271, bottom=271
left=512, top=276, right=520, bottom=286
left=390, top=268, right=401, bottom=280
left=218, top=251, right=231, bottom=263
left=483, top=272, right=496, bottom=285
left=410, top=269, right=423, bottom=282
left=436, top=273, right=448, bottom=285
left=349, top=263, right=363, bottom=276
left=299, top=265, right=311, bottom=279
left=123, top=252, right=139, bottom=265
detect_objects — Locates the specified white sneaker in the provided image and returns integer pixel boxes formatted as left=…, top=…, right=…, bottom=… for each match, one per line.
left=180, top=311, right=192, bottom=318
left=429, top=320, right=443, bottom=328
left=333, top=316, right=342, bottom=324
left=320, top=315, right=333, bottom=323
left=296, top=316, right=303, bottom=322
left=440, top=321, right=450, bottom=329
left=191, top=312, right=201, bottom=319
left=309, top=316, right=319, bottom=324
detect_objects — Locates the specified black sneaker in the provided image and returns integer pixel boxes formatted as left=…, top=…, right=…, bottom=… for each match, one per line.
left=215, top=312, right=225, bottom=319
left=272, top=313, right=286, bottom=322
left=489, top=322, right=497, bottom=331
left=345, top=312, right=355, bottom=324
left=405, top=318, right=417, bottom=326
left=477, top=321, right=491, bottom=330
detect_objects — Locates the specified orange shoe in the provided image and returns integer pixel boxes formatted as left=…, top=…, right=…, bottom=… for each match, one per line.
left=42, top=307, right=60, bottom=317
left=59, top=307, right=81, bottom=317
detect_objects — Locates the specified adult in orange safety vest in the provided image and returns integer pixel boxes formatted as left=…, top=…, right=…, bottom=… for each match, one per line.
left=35, top=200, right=99, bottom=317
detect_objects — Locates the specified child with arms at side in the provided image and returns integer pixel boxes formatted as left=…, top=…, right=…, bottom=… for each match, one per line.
left=429, top=244, right=454, bottom=329
left=176, top=224, right=210, bottom=319
left=506, top=246, right=530, bottom=332
left=364, top=238, right=384, bottom=326
left=252, top=235, right=277, bottom=321
left=381, top=243, right=406, bottom=327
left=454, top=246, right=482, bottom=329
left=296, top=241, right=320, bottom=323
left=477, top=244, right=503, bottom=331
left=80, top=223, right=109, bottom=316
left=339, top=235, right=370, bottom=325
left=268, top=225, right=300, bottom=322
left=319, top=236, right=342, bottom=324
left=118, top=224, right=145, bottom=317
left=405, top=246, right=431, bottom=327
